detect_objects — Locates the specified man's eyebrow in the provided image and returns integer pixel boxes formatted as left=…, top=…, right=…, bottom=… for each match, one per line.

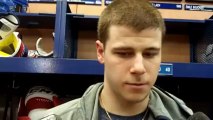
left=112, top=47, right=134, bottom=51
left=112, top=47, right=161, bottom=51
left=145, top=47, right=161, bottom=51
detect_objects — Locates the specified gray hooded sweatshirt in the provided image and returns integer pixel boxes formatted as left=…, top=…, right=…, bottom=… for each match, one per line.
left=29, top=82, right=193, bottom=120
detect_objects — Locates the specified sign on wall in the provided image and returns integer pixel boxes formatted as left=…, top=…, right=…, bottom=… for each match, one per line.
left=105, top=0, right=182, bottom=10
left=159, top=63, right=173, bottom=76
left=28, top=0, right=102, bottom=4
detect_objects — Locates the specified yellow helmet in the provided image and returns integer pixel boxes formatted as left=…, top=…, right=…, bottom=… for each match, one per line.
left=0, top=32, right=27, bottom=57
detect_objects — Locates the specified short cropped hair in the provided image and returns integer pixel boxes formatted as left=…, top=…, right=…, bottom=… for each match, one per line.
left=97, top=0, right=166, bottom=45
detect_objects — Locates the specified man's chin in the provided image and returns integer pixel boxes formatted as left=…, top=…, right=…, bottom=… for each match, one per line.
left=124, top=94, right=149, bottom=104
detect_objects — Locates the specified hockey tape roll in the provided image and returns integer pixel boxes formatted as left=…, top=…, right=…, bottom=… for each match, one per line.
left=36, top=38, right=53, bottom=57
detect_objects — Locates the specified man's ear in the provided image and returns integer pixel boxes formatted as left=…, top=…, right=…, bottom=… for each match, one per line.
left=96, top=40, right=104, bottom=64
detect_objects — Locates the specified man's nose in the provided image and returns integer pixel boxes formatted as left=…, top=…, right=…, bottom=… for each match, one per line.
left=129, top=55, right=146, bottom=75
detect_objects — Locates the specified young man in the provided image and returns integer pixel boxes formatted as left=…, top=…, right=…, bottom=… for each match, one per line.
left=29, top=0, right=193, bottom=119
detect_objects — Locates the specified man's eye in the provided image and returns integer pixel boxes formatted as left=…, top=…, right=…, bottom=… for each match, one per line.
left=143, top=52, right=158, bottom=58
left=116, top=52, right=133, bottom=57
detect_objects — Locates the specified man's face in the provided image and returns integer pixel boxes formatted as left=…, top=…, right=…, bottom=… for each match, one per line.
left=96, top=25, right=162, bottom=103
